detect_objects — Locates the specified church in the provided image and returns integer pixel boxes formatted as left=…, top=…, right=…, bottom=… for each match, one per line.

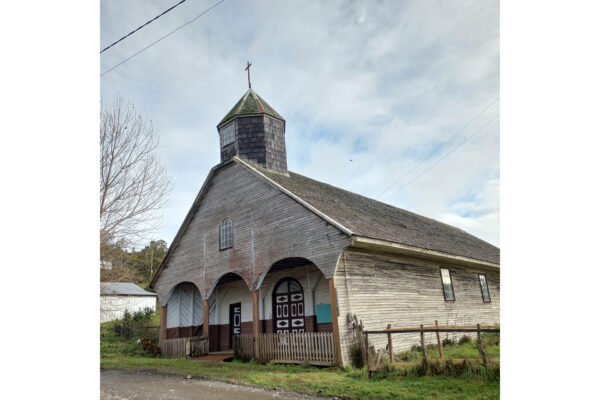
left=149, top=79, right=500, bottom=367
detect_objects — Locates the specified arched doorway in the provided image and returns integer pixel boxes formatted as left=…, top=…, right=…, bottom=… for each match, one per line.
left=272, top=277, right=305, bottom=333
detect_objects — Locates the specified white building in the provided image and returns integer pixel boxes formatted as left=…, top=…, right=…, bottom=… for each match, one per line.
left=100, top=282, right=158, bottom=323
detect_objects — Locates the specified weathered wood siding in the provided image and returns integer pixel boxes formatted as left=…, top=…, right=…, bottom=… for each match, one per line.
left=100, top=295, right=157, bottom=323
left=334, top=248, right=500, bottom=366
left=153, top=162, right=351, bottom=305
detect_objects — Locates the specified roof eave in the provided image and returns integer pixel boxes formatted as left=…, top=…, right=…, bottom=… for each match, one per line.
left=350, top=236, right=500, bottom=271
left=233, top=156, right=354, bottom=236
left=217, top=112, right=286, bottom=130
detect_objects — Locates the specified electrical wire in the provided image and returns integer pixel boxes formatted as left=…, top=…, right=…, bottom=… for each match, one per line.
left=101, top=0, right=189, bottom=54
left=101, top=0, right=225, bottom=77
left=375, top=97, right=499, bottom=199
left=380, top=113, right=499, bottom=201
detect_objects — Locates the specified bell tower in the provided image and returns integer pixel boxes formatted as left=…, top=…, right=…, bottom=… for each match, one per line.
left=217, top=64, right=287, bottom=174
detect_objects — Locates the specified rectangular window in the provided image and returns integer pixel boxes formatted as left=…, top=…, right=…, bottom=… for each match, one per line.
left=479, top=274, right=491, bottom=303
left=440, top=268, right=455, bottom=301
left=220, top=121, right=235, bottom=146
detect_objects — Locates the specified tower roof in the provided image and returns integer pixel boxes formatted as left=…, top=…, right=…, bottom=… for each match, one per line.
left=218, top=88, right=284, bottom=127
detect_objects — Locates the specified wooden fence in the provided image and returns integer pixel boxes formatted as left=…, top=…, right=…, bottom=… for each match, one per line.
left=360, top=321, right=500, bottom=370
left=162, top=336, right=208, bottom=358
left=234, top=332, right=335, bottom=366
left=232, top=334, right=254, bottom=361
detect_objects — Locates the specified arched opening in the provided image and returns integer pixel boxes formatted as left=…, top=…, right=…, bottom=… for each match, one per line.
left=258, top=257, right=332, bottom=334
left=165, top=282, right=204, bottom=339
left=207, top=272, right=251, bottom=352
left=273, top=277, right=305, bottom=333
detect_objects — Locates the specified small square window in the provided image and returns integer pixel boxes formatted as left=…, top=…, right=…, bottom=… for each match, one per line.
left=479, top=274, right=491, bottom=303
left=440, top=268, right=455, bottom=301
left=220, top=122, right=235, bottom=147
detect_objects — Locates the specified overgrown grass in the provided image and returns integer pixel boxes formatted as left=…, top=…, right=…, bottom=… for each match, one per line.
left=100, top=309, right=161, bottom=359
left=397, top=333, right=500, bottom=362
left=101, top=317, right=499, bottom=399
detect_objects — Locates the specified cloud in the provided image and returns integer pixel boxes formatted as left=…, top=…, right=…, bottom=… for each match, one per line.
left=101, top=0, right=499, bottom=246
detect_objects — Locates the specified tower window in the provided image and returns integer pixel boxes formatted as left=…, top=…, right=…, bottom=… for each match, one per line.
left=219, top=219, right=233, bottom=249
left=479, top=274, right=491, bottom=303
left=440, top=268, right=455, bottom=301
left=220, top=121, right=235, bottom=146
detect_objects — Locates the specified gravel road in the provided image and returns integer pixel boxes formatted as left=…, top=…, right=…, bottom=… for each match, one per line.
left=100, top=370, right=327, bottom=400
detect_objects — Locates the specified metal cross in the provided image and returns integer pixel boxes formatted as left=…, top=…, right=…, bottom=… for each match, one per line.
left=245, top=61, right=252, bottom=89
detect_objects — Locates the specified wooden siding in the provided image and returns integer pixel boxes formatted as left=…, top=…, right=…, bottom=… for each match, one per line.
left=334, top=248, right=500, bottom=366
left=100, top=295, right=157, bottom=323
left=153, top=162, right=350, bottom=304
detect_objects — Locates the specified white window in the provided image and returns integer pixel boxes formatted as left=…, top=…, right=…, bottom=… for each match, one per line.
left=479, top=274, right=491, bottom=303
left=220, top=121, right=235, bottom=146
left=440, top=268, right=455, bottom=301
left=220, top=218, right=233, bottom=249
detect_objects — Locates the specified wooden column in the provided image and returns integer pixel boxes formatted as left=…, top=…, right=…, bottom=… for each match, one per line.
left=203, top=299, right=209, bottom=338
left=252, top=290, right=260, bottom=358
left=328, top=278, right=342, bottom=366
left=159, top=305, right=168, bottom=348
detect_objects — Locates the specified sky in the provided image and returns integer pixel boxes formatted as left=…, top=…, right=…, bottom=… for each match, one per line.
left=100, top=0, right=500, bottom=248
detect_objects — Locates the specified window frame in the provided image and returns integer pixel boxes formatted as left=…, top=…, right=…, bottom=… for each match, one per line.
left=478, top=273, right=491, bottom=303
left=220, top=121, right=236, bottom=147
left=439, top=267, right=455, bottom=302
left=219, top=218, right=233, bottom=250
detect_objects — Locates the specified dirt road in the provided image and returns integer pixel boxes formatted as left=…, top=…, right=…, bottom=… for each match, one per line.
left=101, top=370, right=326, bottom=400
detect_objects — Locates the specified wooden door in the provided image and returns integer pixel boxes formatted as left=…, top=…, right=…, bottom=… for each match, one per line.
left=229, top=302, right=241, bottom=349
left=273, top=277, right=305, bottom=333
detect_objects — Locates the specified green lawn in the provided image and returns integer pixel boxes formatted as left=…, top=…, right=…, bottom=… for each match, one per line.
left=101, top=315, right=499, bottom=400
left=397, top=334, right=500, bottom=363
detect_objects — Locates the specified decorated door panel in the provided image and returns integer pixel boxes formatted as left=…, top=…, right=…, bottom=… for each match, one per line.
left=229, top=302, right=241, bottom=349
left=273, top=278, right=305, bottom=333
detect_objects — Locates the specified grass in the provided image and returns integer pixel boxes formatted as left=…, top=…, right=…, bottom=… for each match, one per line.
left=397, top=334, right=500, bottom=363
left=101, top=316, right=499, bottom=400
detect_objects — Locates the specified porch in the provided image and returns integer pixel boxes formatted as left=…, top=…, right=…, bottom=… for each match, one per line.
left=158, top=257, right=343, bottom=365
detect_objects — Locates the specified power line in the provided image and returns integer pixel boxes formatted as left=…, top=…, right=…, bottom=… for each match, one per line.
left=381, top=113, right=499, bottom=201
left=375, top=97, right=499, bottom=200
left=101, top=0, right=190, bottom=54
left=101, top=0, right=225, bottom=77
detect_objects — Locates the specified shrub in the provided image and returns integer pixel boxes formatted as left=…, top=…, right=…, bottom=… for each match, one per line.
left=442, top=338, right=455, bottom=347
left=112, top=312, right=133, bottom=339
left=140, top=335, right=161, bottom=357
left=458, top=335, right=472, bottom=345
left=350, top=343, right=365, bottom=369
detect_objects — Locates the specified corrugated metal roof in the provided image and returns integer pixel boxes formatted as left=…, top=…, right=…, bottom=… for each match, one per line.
left=100, top=282, right=157, bottom=296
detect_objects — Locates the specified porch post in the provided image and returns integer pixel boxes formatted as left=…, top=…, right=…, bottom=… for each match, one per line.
left=252, top=290, right=260, bottom=358
left=328, top=278, right=342, bottom=366
left=203, top=299, right=209, bottom=338
left=159, top=305, right=168, bottom=349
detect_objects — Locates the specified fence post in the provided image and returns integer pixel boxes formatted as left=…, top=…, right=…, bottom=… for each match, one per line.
left=435, top=320, right=443, bottom=359
left=364, top=332, right=369, bottom=369
left=386, top=324, right=394, bottom=363
left=420, top=324, right=427, bottom=363
left=476, top=323, right=487, bottom=365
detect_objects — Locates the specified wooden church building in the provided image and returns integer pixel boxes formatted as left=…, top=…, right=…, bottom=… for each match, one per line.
left=149, top=84, right=500, bottom=367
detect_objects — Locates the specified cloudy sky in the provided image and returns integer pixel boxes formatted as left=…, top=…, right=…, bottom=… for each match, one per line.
left=100, top=0, right=499, bottom=248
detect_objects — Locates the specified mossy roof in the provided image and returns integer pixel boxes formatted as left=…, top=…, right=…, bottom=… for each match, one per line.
left=219, top=89, right=284, bottom=126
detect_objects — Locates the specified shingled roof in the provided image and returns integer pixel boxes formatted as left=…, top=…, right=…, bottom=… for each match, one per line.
left=218, top=88, right=284, bottom=127
left=240, top=159, right=500, bottom=265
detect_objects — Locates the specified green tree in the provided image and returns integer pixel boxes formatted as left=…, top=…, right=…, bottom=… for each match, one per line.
left=131, top=240, right=168, bottom=281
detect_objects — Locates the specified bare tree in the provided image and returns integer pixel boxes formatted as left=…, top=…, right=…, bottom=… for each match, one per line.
left=100, top=96, right=170, bottom=254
